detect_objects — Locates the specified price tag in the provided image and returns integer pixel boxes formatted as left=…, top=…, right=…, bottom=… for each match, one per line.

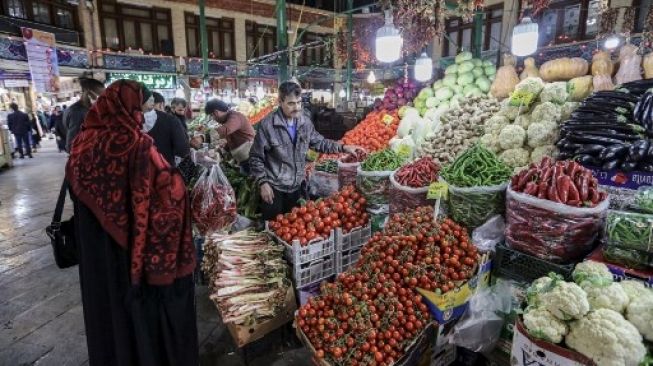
left=382, top=114, right=394, bottom=125
left=427, top=182, right=449, bottom=200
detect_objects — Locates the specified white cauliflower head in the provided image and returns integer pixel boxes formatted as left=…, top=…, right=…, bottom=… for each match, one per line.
left=560, top=101, right=579, bottom=121
left=499, top=147, right=530, bottom=168
left=527, top=121, right=558, bottom=148
left=514, top=114, right=532, bottom=129
left=540, top=280, right=590, bottom=320
left=514, top=77, right=546, bottom=95
left=526, top=275, right=557, bottom=306
left=619, top=280, right=649, bottom=303
left=580, top=281, right=629, bottom=313
left=499, top=103, right=530, bottom=121
left=484, top=115, right=510, bottom=136
left=499, top=124, right=526, bottom=150
left=573, top=260, right=614, bottom=285
left=479, top=133, right=501, bottom=153
left=523, top=307, right=568, bottom=343
left=539, top=82, right=569, bottom=104
left=566, top=308, right=647, bottom=366
left=626, top=291, right=653, bottom=341
left=513, top=166, right=528, bottom=175
left=531, top=102, right=561, bottom=123
left=530, top=145, right=557, bottom=164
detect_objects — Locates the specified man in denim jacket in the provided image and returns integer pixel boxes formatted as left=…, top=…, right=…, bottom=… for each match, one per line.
left=250, top=81, right=360, bottom=220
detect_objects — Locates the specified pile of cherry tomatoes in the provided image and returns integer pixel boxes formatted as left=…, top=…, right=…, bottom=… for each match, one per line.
left=268, top=186, right=368, bottom=246
left=296, top=206, right=479, bottom=366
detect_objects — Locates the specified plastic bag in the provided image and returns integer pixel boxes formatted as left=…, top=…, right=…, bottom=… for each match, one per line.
left=191, top=164, right=237, bottom=235
left=367, top=205, right=389, bottom=233
left=635, top=186, right=653, bottom=213
left=604, top=210, right=653, bottom=254
left=450, top=281, right=516, bottom=353
left=337, top=159, right=359, bottom=189
left=309, top=170, right=339, bottom=198
left=603, top=245, right=653, bottom=270
left=388, top=172, right=432, bottom=214
left=505, top=187, right=609, bottom=263
left=602, top=184, right=638, bottom=211
left=447, top=181, right=508, bottom=231
left=471, top=215, right=505, bottom=252
left=356, top=166, right=393, bottom=207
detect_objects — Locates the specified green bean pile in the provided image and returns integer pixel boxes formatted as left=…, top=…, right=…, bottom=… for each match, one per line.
left=361, top=149, right=405, bottom=172
left=605, top=211, right=653, bottom=253
left=636, top=187, right=653, bottom=214
left=440, top=145, right=513, bottom=187
left=316, top=159, right=338, bottom=174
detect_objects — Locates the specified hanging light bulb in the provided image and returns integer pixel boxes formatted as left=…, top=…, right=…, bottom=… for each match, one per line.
left=414, top=52, right=433, bottom=82
left=511, top=17, right=539, bottom=57
left=375, top=10, right=403, bottom=63
left=245, top=89, right=251, bottom=97
left=338, top=88, right=346, bottom=98
left=367, top=70, right=376, bottom=84
left=604, top=34, right=620, bottom=50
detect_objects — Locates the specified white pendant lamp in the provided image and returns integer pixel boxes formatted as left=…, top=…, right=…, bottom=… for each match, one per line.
left=367, top=70, right=376, bottom=84
left=604, top=34, right=620, bottom=50
left=511, top=17, right=539, bottom=57
left=255, top=86, right=265, bottom=100
left=414, top=52, right=433, bottom=82
left=375, top=10, right=403, bottom=63
left=338, top=88, right=346, bottom=98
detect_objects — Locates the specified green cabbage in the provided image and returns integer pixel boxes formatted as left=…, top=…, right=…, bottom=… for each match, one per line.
left=457, top=73, right=475, bottom=86
left=472, top=68, right=484, bottom=78
left=455, top=51, right=473, bottom=64
left=472, top=58, right=483, bottom=67
left=450, top=84, right=463, bottom=95
left=484, top=66, right=496, bottom=76
left=432, top=80, right=444, bottom=90
left=435, top=86, right=454, bottom=101
left=463, top=84, right=477, bottom=95
left=445, top=64, right=459, bottom=75
left=425, top=96, right=439, bottom=109
left=483, top=60, right=494, bottom=67
left=458, top=61, right=475, bottom=74
left=418, top=87, right=434, bottom=100
left=475, top=77, right=491, bottom=93
left=464, top=87, right=483, bottom=97
left=443, top=75, right=458, bottom=87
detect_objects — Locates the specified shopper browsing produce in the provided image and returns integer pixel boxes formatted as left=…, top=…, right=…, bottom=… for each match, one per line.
left=205, top=99, right=256, bottom=173
left=250, top=81, right=361, bottom=220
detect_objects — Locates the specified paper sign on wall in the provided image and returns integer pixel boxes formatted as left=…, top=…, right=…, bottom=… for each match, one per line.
left=21, top=27, right=60, bottom=93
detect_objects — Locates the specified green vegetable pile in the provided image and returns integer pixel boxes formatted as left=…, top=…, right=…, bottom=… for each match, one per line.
left=605, top=211, right=653, bottom=266
left=440, top=145, right=513, bottom=187
left=361, top=149, right=405, bottom=172
left=223, top=164, right=261, bottom=219
left=315, top=159, right=337, bottom=174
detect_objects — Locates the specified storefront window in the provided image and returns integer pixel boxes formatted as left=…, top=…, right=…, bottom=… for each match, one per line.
left=55, top=8, right=73, bottom=29
left=246, top=21, right=277, bottom=59
left=5, top=0, right=25, bottom=18
left=99, top=1, right=173, bottom=55
left=536, top=0, right=607, bottom=45
left=184, top=13, right=235, bottom=60
left=443, top=4, right=503, bottom=56
left=32, top=1, right=50, bottom=24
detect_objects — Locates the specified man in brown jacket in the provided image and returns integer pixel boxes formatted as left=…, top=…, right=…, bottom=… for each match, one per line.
left=205, top=99, right=255, bottom=173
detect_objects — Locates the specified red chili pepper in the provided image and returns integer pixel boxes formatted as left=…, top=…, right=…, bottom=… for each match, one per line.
left=557, top=175, right=571, bottom=204
left=568, top=179, right=580, bottom=202
left=580, top=176, right=589, bottom=201
left=524, top=182, right=538, bottom=195
left=518, top=168, right=538, bottom=191
left=537, top=181, right=548, bottom=199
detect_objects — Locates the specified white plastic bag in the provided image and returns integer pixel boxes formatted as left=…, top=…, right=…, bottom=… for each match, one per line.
left=388, top=171, right=432, bottom=214
left=337, top=159, right=359, bottom=189
left=191, top=164, right=237, bottom=235
left=356, top=166, right=393, bottom=207
left=309, top=170, right=339, bottom=198
left=471, top=215, right=505, bottom=252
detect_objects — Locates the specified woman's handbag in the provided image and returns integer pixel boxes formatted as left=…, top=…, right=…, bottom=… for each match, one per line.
left=45, top=180, right=78, bottom=269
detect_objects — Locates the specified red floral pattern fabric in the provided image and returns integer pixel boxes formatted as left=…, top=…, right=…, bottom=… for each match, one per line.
left=66, top=80, right=195, bottom=285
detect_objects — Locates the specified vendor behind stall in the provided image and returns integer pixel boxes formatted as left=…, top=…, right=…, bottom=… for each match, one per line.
left=205, top=99, right=255, bottom=173
left=250, top=81, right=360, bottom=220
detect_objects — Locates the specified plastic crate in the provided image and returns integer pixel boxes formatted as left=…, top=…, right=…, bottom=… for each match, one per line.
left=337, top=224, right=372, bottom=252
left=292, top=255, right=336, bottom=288
left=336, top=248, right=361, bottom=274
left=493, top=243, right=574, bottom=284
left=266, top=221, right=336, bottom=265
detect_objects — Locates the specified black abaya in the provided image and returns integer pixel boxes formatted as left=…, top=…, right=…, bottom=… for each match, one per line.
left=73, top=199, right=199, bottom=366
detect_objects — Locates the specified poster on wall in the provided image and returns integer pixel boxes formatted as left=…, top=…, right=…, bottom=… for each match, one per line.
left=21, top=27, right=60, bottom=93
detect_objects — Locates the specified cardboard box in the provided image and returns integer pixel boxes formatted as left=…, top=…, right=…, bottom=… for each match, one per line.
left=225, top=287, right=297, bottom=348
left=418, top=254, right=492, bottom=323
left=587, top=247, right=653, bottom=287
left=430, top=322, right=457, bottom=366
left=511, top=319, right=596, bottom=366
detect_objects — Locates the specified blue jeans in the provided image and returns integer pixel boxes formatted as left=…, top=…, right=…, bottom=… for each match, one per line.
left=14, top=133, right=31, bottom=157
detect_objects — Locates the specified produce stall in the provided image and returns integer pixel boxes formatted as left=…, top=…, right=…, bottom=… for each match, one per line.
left=187, top=29, right=653, bottom=366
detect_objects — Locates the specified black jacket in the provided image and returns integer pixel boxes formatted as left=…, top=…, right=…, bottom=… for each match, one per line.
left=63, top=101, right=89, bottom=152
left=7, top=110, right=31, bottom=135
left=147, top=111, right=190, bottom=166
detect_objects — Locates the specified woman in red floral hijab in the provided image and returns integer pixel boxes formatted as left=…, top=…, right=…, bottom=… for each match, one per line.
left=66, top=79, right=198, bottom=366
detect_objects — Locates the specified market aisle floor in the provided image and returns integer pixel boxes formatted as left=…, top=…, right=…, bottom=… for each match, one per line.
left=0, top=139, right=311, bottom=366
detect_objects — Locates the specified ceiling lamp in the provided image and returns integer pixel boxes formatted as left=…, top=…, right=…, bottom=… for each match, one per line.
left=604, top=34, right=620, bottom=50
left=375, top=10, right=403, bottom=63
left=511, top=17, right=539, bottom=57
left=414, top=52, right=433, bottom=82
left=338, top=88, right=346, bottom=98
left=367, top=70, right=376, bottom=84
left=255, top=86, right=265, bottom=100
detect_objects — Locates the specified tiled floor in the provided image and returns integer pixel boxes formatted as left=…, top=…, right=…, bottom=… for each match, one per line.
left=0, top=139, right=311, bottom=366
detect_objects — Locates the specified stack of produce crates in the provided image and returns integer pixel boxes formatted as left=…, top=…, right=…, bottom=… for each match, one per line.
left=335, top=224, right=372, bottom=274
left=266, top=222, right=337, bottom=289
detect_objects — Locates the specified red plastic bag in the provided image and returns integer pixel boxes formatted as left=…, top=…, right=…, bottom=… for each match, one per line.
left=191, top=164, right=237, bottom=235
